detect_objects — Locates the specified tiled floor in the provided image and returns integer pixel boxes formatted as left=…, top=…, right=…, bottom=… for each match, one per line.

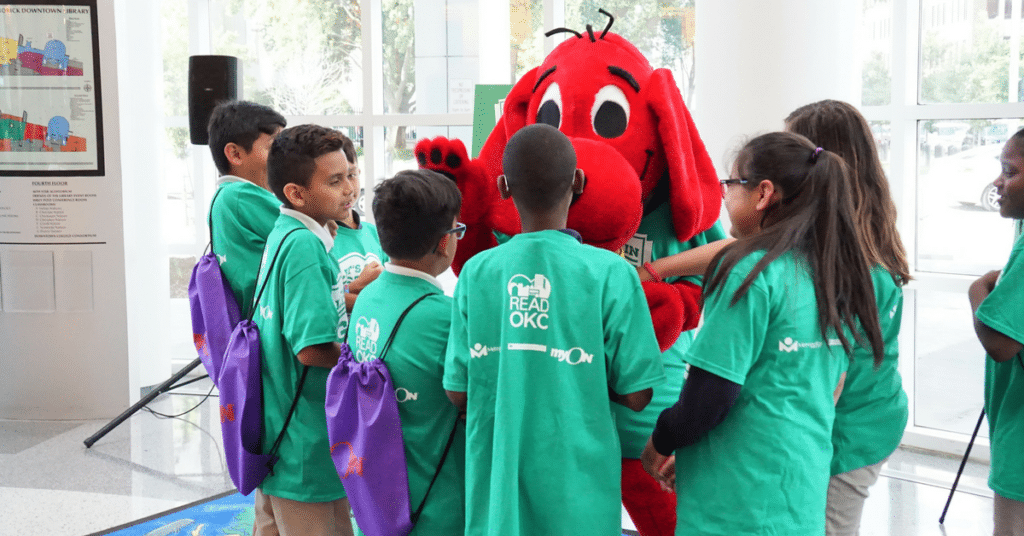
left=0, top=373, right=997, bottom=536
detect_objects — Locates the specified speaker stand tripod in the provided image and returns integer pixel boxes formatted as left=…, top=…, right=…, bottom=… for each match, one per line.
left=84, top=357, right=209, bottom=448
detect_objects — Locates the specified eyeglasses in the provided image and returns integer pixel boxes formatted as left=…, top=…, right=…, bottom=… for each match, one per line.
left=445, top=222, right=467, bottom=240
left=719, top=178, right=749, bottom=197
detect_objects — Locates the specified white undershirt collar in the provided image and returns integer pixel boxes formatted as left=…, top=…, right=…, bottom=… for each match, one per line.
left=385, top=262, right=444, bottom=291
left=216, top=175, right=257, bottom=187
left=279, top=207, right=334, bottom=252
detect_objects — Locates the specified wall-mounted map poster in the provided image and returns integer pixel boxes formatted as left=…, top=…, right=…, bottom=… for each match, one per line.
left=0, top=1, right=103, bottom=176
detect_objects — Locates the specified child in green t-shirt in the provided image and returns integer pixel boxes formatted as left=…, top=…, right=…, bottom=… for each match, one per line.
left=329, top=136, right=384, bottom=334
left=443, top=123, right=665, bottom=536
left=642, top=132, right=884, bottom=534
left=253, top=124, right=355, bottom=536
left=968, top=128, right=1024, bottom=534
left=346, top=169, right=465, bottom=536
left=205, top=100, right=286, bottom=316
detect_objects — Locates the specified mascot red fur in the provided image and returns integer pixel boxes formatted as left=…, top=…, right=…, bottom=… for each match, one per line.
left=415, top=11, right=725, bottom=536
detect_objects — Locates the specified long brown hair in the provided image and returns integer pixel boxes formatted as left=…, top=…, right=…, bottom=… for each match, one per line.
left=706, top=132, right=884, bottom=364
left=785, top=100, right=910, bottom=286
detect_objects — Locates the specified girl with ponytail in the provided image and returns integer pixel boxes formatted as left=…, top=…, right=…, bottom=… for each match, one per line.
left=786, top=99, right=910, bottom=536
left=641, top=131, right=883, bottom=534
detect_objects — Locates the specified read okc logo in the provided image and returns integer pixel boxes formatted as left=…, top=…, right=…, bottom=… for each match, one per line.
left=507, top=274, right=551, bottom=329
left=354, top=316, right=380, bottom=360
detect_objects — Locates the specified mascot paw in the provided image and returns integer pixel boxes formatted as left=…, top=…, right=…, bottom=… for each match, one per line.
left=642, top=281, right=685, bottom=352
left=415, top=137, right=470, bottom=183
left=673, top=280, right=703, bottom=333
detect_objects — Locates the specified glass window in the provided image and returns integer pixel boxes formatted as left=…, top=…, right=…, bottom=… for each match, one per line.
left=913, top=289, right=989, bottom=437
left=862, top=1, right=893, bottom=106
left=919, top=0, right=1024, bottom=105
left=564, top=1, right=696, bottom=102
left=915, top=118, right=1019, bottom=275
left=378, top=125, right=472, bottom=178
left=869, top=120, right=892, bottom=172
left=511, top=0, right=545, bottom=81
left=209, top=0, right=364, bottom=115
left=386, top=0, right=482, bottom=114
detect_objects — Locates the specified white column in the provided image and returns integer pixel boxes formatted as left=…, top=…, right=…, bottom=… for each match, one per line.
left=693, top=0, right=860, bottom=175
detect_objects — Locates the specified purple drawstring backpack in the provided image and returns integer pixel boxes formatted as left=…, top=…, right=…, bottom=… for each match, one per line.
left=218, top=228, right=311, bottom=496
left=325, top=294, right=460, bottom=536
left=188, top=188, right=237, bottom=385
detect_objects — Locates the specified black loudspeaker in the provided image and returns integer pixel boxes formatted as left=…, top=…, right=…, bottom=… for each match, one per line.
left=188, top=55, right=241, bottom=145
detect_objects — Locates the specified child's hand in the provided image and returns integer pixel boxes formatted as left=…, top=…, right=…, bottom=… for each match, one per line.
left=325, top=219, right=340, bottom=239
left=656, top=455, right=676, bottom=492
left=969, top=269, right=1001, bottom=311
left=637, top=264, right=655, bottom=283
left=641, top=437, right=675, bottom=492
left=349, top=261, right=383, bottom=294
left=976, top=270, right=1000, bottom=293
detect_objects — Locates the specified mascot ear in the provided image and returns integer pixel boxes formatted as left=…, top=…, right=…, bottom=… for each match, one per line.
left=477, top=67, right=539, bottom=174
left=645, top=69, right=721, bottom=242
left=501, top=67, right=538, bottom=137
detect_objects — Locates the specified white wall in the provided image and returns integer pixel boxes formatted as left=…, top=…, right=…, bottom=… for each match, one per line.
left=693, top=0, right=860, bottom=176
left=0, top=0, right=129, bottom=419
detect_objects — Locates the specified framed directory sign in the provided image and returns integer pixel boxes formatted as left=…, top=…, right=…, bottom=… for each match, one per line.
left=0, top=0, right=104, bottom=176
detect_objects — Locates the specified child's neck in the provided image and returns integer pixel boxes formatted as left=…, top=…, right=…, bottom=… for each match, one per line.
left=518, top=211, right=569, bottom=233
left=392, top=257, right=446, bottom=278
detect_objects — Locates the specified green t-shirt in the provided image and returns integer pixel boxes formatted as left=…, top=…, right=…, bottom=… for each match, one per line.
left=209, top=178, right=281, bottom=317
left=831, top=266, right=908, bottom=475
left=329, top=214, right=388, bottom=337
left=255, top=213, right=347, bottom=502
left=675, top=250, right=847, bottom=534
left=977, top=232, right=1024, bottom=502
left=346, top=268, right=465, bottom=536
left=444, top=230, right=664, bottom=536
left=613, top=201, right=728, bottom=457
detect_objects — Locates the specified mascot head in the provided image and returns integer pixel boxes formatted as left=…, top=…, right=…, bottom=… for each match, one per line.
left=479, top=10, right=720, bottom=251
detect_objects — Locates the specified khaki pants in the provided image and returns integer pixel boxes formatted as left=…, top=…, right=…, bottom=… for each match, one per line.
left=825, top=458, right=886, bottom=536
left=253, top=489, right=355, bottom=536
left=995, top=493, right=1024, bottom=536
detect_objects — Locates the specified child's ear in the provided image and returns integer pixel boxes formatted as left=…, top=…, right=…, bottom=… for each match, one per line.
left=497, top=174, right=511, bottom=200
left=224, top=142, right=246, bottom=168
left=755, top=180, right=779, bottom=211
left=435, top=234, right=449, bottom=255
left=572, top=168, right=586, bottom=194
left=283, top=183, right=305, bottom=208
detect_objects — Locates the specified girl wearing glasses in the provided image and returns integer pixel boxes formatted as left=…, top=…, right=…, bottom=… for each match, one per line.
left=641, top=131, right=884, bottom=534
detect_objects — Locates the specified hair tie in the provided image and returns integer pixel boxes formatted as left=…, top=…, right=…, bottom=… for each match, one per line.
left=810, top=146, right=824, bottom=164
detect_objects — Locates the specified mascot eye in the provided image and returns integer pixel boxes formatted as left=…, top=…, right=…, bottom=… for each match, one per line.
left=591, top=85, right=630, bottom=139
left=536, top=83, right=562, bottom=128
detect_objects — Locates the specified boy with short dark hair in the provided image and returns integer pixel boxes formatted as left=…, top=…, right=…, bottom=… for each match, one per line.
left=969, top=129, right=1024, bottom=535
left=254, top=124, right=354, bottom=536
left=443, top=123, right=665, bottom=536
left=329, top=135, right=385, bottom=336
left=346, top=168, right=465, bottom=535
left=206, top=100, right=286, bottom=316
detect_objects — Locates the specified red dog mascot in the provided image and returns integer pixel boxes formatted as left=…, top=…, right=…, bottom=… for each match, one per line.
left=415, top=12, right=725, bottom=536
